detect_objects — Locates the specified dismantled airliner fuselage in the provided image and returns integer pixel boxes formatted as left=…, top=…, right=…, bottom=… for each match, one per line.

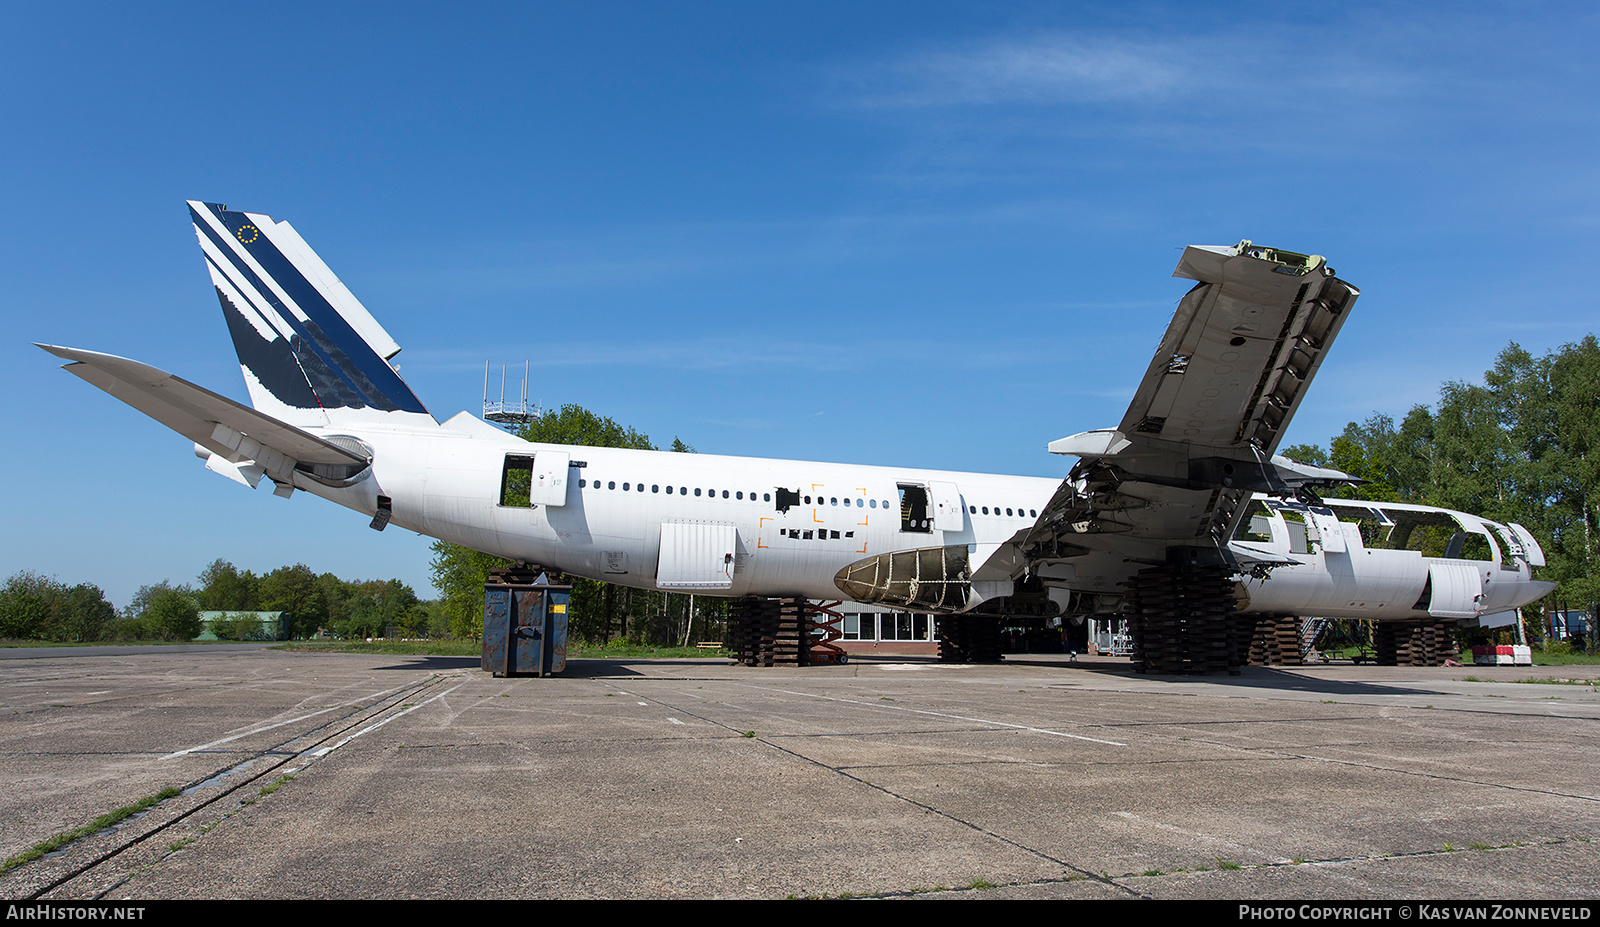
left=38, top=203, right=1555, bottom=669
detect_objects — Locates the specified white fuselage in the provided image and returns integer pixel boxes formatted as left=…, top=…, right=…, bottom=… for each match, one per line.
left=293, top=413, right=1553, bottom=623
left=308, top=413, right=1058, bottom=601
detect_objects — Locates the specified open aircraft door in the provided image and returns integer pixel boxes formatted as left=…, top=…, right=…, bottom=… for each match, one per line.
left=929, top=481, right=964, bottom=532
left=1425, top=561, right=1485, bottom=619
left=530, top=451, right=569, bottom=506
left=1307, top=509, right=1347, bottom=555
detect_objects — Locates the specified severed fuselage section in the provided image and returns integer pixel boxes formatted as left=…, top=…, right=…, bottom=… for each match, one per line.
left=832, top=493, right=1552, bottom=628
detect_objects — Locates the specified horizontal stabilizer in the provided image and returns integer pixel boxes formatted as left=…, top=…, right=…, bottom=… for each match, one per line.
left=37, top=345, right=365, bottom=483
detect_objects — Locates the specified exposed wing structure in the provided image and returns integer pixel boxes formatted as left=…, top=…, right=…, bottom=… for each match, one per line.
left=38, top=344, right=368, bottom=491
left=1014, top=242, right=1360, bottom=597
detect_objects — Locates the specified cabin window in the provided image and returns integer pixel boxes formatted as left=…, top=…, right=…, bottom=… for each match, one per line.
left=500, top=455, right=535, bottom=507
left=652, top=485, right=659, bottom=493
left=608, top=481, right=616, bottom=490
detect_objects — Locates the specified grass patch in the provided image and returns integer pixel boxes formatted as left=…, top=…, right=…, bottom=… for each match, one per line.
left=1, top=786, right=181, bottom=874
left=275, top=639, right=727, bottom=659
left=0, top=639, right=255, bottom=649
left=572, top=641, right=729, bottom=658
left=257, top=774, right=295, bottom=797
left=1460, top=674, right=1598, bottom=687
left=277, top=639, right=481, bottom=656
left=1531, top=651, right=1600, bottom=666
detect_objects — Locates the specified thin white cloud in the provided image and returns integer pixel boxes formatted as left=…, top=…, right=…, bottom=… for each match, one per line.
left=827, top=25, right=1437, bottom=119
left=847, top=33, right=1191, bottom=108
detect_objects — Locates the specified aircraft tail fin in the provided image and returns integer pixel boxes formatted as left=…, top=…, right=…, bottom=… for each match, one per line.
left=187, top=201, right=434, bottom=429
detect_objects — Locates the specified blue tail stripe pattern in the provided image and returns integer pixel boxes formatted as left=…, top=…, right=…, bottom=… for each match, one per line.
left=190, top=202, right=429, bottom=416
left=191, top=208, right=372, bottom=407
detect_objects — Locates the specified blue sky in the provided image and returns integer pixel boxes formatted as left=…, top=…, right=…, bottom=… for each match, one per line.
left=4, top=2, right=1597, bottom=609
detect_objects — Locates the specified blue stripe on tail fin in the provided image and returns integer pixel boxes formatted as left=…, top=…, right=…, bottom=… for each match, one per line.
left=188, top=201, right=432, bottom=421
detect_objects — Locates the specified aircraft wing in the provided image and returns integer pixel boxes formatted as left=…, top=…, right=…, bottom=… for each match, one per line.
left=1010, top=242, right=1360, bottom=597
left=38, top=344, right=366, bottom=487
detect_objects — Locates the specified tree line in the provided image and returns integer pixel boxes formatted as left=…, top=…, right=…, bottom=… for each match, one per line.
left=429, top=404, right=728, bottom=645
left=0, top=560, right=439, bottom=643
left=1283, top=335, right=1599, bottom=627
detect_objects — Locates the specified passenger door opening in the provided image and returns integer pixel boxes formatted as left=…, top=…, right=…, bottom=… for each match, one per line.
left=501, top=455, right=534, bottom=507
left=899, top=483, right=931, bottom=533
